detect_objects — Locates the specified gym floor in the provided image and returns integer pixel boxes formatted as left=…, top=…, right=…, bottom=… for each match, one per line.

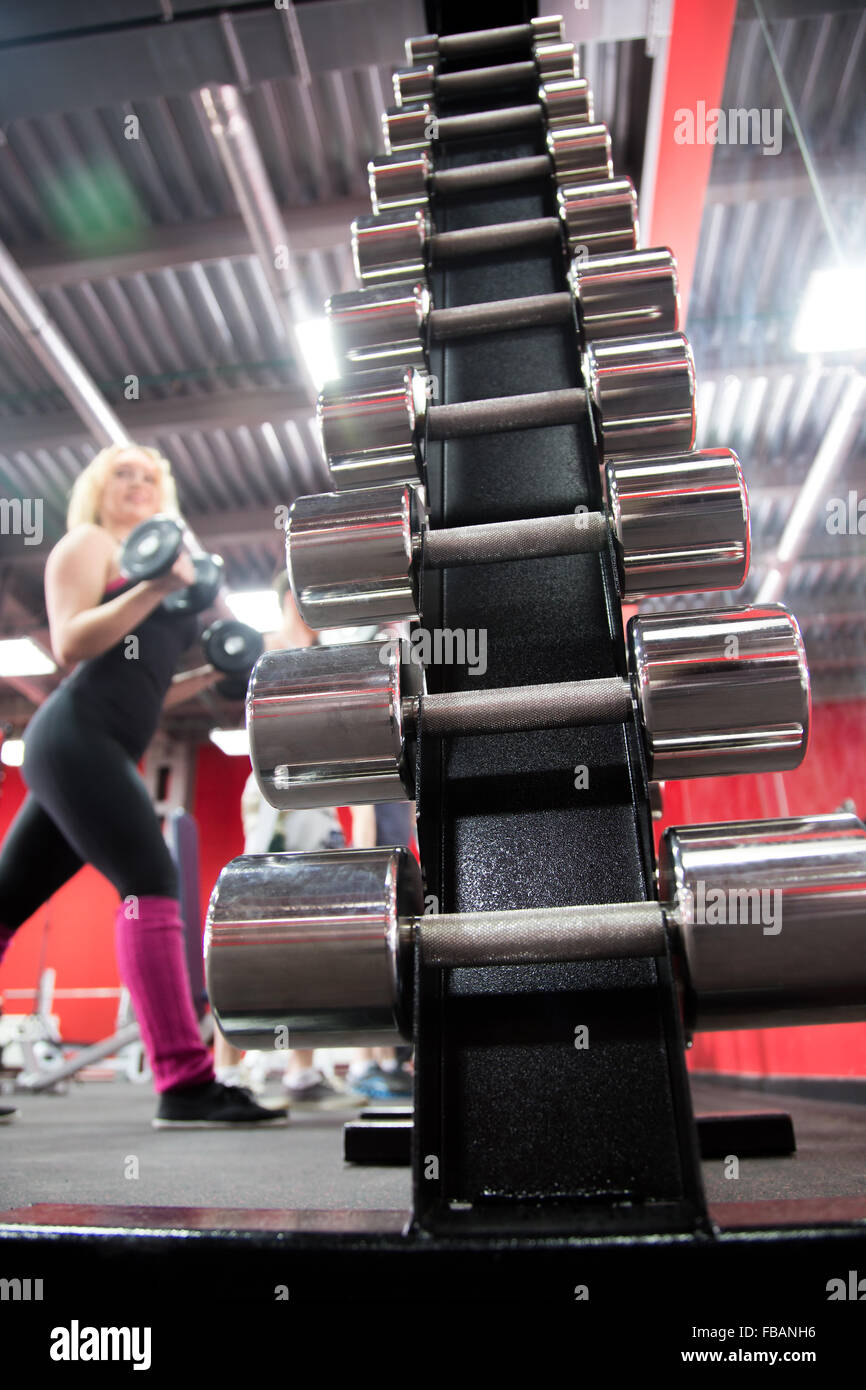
left=2, top=1076, right=865, bottom=1217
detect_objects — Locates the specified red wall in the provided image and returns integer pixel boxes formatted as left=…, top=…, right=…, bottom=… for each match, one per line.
left=0, top=744, right=353, bottom=1044
left=0, top=765, right=122, bottom=1042
left=3, top=701, right=866, bottom=1069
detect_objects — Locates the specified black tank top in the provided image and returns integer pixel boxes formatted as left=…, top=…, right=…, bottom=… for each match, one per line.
left=62, top=576, right=198, bottom=756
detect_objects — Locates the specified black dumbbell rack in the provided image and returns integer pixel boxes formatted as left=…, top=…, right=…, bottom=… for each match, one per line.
left=406, top=55, right=705, bottom=1237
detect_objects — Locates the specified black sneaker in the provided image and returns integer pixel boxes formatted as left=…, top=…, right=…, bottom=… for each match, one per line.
left=0, top=1105, right=18, bottom=1124
left=152, top=1079, right=290, bottom=1129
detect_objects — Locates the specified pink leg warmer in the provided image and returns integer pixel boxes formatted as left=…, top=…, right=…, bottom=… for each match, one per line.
left=114, top=896, right=214, bottom=1093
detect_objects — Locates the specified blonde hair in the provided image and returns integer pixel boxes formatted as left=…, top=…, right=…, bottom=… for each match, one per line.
left=66, top=444, right=180, bottom=531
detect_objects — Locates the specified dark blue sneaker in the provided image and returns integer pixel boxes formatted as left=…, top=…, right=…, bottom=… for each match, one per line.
left=378, top=1064, right=413, bottom=1096
left=349, top=1064, right=413, bottom=1101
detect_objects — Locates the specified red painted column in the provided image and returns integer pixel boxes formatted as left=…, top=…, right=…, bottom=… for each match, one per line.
left=649, top=0, right=738, bottom=324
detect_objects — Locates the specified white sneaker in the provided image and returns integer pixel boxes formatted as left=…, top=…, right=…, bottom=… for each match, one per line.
left=283, top=1072, right=366, bottom=1110
left=214, top=1063, right=263, bottom=1096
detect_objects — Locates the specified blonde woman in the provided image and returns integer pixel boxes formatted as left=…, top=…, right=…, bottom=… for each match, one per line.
left=0, top=444, right=286, bottom=1128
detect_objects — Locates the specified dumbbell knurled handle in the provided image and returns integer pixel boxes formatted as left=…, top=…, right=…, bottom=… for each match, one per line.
left=428, top=387, right=583, bottom=440
left=433, top=155, right=551, bottom=196
left=411, top=901, right=667, bottom=967
left=429, top=217, right=561, bottom=261
left=434, top=104, right=542, bottom=141
left=404, top=675, right=633, bottom=737
left=436, top=22, right=544, bottom=58
left=423, top=511, right=608, bottom=567
left=434, top=60, right=537, bottom=97
left=429, top=290, right=572, bottom=339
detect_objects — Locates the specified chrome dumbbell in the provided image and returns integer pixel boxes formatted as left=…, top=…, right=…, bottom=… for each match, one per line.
left=286, top=451, right=750, bottom=626
left=383, top=97, right=607, bottom=172
left=328, top=248, right=679, bottom=375
left=391, top=40, right=578, bottom=113
left=405, top=16, right=564, bottom=67
left=370, top=101, right=599, bottom=215
left=352, top=188, right=639, bottom=287
left=246, top=605, right=810, bottom=809
left=317, top=340, right=695, bottom=489
left=392, top=38, right=578, bottom=106
left=204, top=814, right=866, bottom=1048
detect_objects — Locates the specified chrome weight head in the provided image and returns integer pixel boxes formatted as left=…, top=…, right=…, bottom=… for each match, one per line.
left=659, top=814, right=866, bottom=1034
left=352, top=208, right=429, bottom=286
left=534, top=41, right=578, bottom=81
left=540, top=76, right=594, bottom=128
left=317, top=365, right=428, bottom=489
left=558, top=179, right=639, bottom=257
left=247, top=639, right=418, bottom=809
left=547, top=124, right=613, bottom=184
left=326, top=280, right=430, bottom=374
left=629, top=604, right=810, bottom=780
left=606, top=449, right=750, bottom=596
left=583, top=332, right=696, bottom=457
left=287, top=484, right=421, bottom=629
left=569, top=247, right=679, bottom=340
left=368, top=152, right=431, bottom=215
left=205, top=847, right=422, bottom=1048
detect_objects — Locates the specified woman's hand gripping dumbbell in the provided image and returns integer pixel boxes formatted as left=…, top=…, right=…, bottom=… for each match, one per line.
left=119, top=514, right=224, bottom=615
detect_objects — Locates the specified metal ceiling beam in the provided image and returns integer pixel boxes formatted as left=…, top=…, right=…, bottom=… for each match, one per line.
left=757, top=373, right=866, bottom=601
left=0, top=241, right=129, bottom=447
left=198, top=83, right=317, bottom=400
left=0, top=386, right=314, bottom=453
left=15, top=201, right=361, bottom=289
left=706, top=158, right=866, bottom=205
left=0, top=0, right=422, bottom=121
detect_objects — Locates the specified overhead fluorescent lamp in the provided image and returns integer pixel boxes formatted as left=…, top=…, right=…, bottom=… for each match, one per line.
left=793, top=266, right=866, bottom=353
left=0, top=638, right=57, bottom=677
left=225, top=589, right=282, bottom=633
left=1, top=739, right=24, bottom=767
left=295, top=317, right=338, bottom=389
left=209, top=728, right=250, bottom=757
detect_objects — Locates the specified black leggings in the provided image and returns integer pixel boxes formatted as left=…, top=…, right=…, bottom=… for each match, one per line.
left=0, top=687, right=178, bottom=931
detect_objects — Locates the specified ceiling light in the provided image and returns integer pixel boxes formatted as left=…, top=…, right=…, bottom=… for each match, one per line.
left=295, top=317, right=338, bottom=390
left=0, top=638, right=57, bottom=677
left=209, top=728, right=250, bottom=757
left=224, top=589, right=282, bottom=632
left=1, top=739, right=24, bottom=767
left=793, top=266, right=866, bottom=354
